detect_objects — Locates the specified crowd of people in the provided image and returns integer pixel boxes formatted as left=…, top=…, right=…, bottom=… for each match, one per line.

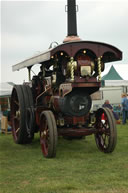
left=102, top=93, right=128, bottom=125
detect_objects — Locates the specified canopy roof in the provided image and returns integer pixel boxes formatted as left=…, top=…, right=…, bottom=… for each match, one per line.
left=12, top=41, right=122, bottom=71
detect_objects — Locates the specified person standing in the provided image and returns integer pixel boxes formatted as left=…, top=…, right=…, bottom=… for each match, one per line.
left=121, top=93, right=128, bottom=124
left=102, top=100, right=119, bottom=121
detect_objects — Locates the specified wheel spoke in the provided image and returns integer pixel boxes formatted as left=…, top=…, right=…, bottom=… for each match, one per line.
left=16, top=127, right=20, bottom=133
left=44, top=121, right=48, bottom=130
left=41, top=130, right=47, bottom=139
left=13, top=116, right=17, bottom=119
left=40, top=118, right=49, bottom=157
left=41, top=139, right=48, bottom=156
left=40, top=131, right=48, bottom=156
left=98, top=123, right=110, bottom=149
left=104, top=123, right=110, bottom=136
left=14, top=100, right=19, bottom=106
left=102, top=134, right=107, bottom=148
left=106, top=135, right=109, bottom=146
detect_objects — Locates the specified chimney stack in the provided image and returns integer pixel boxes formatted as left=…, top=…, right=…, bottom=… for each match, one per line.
left=63, top=0, right=81, bottom=43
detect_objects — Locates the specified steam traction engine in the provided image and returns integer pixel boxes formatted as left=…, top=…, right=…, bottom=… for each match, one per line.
left=11, top=0, right=122, bottom=158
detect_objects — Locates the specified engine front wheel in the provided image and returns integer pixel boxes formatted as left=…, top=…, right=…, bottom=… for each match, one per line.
left=40, top=111, right=58, bottom=158
left=95, top=107, right=117, bottom=153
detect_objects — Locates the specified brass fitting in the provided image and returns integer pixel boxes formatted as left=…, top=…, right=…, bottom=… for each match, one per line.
left=52, top=74, right=57, bottom=84
left=98, top=57, right=102, bottom=81
left=67, top=57, right=77, bottom=81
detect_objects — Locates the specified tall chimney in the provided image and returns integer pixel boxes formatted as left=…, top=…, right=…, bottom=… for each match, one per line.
left=68, top=0, right=77, bottom=36
left=63, top=0, right=81, bottom=43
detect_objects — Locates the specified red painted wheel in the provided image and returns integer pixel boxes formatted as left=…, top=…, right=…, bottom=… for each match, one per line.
left=95, top=107, right=117, bottom=153
left=11, top=85, right=34, bottom=144
left=40, top=111, right=58, bottom=158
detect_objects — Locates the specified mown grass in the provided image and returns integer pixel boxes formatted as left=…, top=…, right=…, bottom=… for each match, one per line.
left=0, top=124, right=128, bottom=193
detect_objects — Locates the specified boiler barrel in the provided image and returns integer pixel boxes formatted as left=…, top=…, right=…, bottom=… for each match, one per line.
left=52, top=90, right=92, bottom=117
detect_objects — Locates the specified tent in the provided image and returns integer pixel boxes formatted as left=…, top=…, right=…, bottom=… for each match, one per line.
left=102, top=64, right=128, bottom=80
left=96, top=64, right=128, bottom=105
left=102, top=65, right=123, bottom=80
left=0, top=83, right=14, bottom=132
left=0, top=82, right=14, bottom=112
left=0, top=82, right=14, bottom=97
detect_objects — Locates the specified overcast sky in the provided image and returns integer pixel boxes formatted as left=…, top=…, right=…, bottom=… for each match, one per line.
left=1, top=0, right=128, bottom=84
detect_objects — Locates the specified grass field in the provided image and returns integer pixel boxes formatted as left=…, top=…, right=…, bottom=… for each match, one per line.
left=0, top=124, right=128, bottom=193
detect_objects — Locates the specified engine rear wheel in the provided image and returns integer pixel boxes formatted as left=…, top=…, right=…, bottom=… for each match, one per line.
left=40, top=111, right=58, bottom=158
left=95, top=107, right=117, bottom=153
left=11, top=85, right=34, bottom=144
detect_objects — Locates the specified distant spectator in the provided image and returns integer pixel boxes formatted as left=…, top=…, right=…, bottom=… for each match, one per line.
left=118, top=104, right=121, bottom=117
left=103, top=100, right=112, bottom=110
left=102, top=100, right=119, bottom=121
left=113, top=104, right=121, bottom=118
left=121, top=93, right=128, bottom=124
